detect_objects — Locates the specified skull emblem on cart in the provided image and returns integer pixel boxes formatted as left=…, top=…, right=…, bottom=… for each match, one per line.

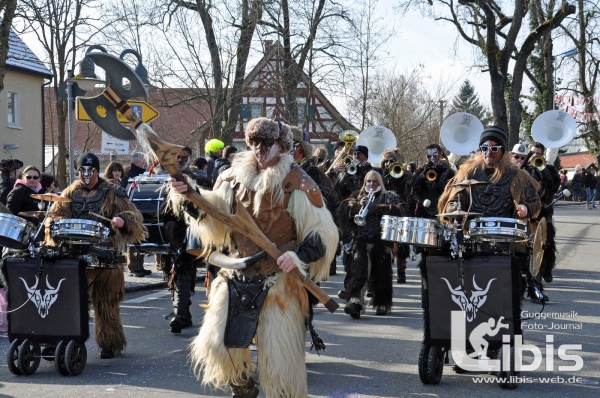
left=441, top=276, right=496, bottom=322
left=19, top=275, right=66, bottom=318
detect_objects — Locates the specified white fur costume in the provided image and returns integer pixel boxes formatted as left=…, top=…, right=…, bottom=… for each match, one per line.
left=171, top=151, right=338, bottom=397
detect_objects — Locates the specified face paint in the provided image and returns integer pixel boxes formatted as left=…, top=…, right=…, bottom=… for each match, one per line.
left=79, top=166, right=96, bottom=185
left=426, top=149, right=440, bottom=164
left=251, top=138, right=279, bottom=166
left=177, top=152, right=191, bottom=170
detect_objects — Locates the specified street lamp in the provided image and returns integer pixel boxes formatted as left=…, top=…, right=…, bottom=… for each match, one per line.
left=120, top=49, right=150, bottom=86
left=553, top=48, right=578, bottom=110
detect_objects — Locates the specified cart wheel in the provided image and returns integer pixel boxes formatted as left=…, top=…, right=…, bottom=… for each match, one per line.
left=7, top=339, right=23, bottom=375
left=418, top=343, right=432, bottom=384
left=54, top=340, right=69, bottom=376
left=64, top=340, right=87, bottom=376
left=426, top=344, right=445, bottom=385
left=17, top=339, right=41, bottom=376
left=496, top=346, right=518, bottom=390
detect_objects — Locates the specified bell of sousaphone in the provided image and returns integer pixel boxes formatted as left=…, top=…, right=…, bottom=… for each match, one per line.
left=356, top=126, right=397, bottom=166
left=440, top=112, right=484, bottom=156
left=531, top=110, right=577, bottom=150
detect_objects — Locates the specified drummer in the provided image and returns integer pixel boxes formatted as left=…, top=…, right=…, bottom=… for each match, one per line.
left=439, top=126, right=541, bottom=222
left=44, top=152, right=146, bottom=359
left=438, top=127, right=542, bottom=299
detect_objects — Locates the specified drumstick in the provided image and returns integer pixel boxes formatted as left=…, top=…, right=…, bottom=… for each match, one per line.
left=88, top=211, right=112, bottom=223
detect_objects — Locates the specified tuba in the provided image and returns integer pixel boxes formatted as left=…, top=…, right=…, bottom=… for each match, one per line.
left=531, top=110, right=577, bottom=164
left=440, top=112, right=484, bottom=158
left=356, top=126, right=397, bottom=166
left=326, top=130, right=359, bottom=174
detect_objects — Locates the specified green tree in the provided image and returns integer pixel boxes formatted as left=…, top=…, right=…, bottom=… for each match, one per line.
left=448, top=80, right=492, bottom=125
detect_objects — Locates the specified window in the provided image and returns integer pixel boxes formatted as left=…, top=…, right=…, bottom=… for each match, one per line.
left=251, top=104, right=262, bottom=118
left=7, top=91, right=20, bottom=127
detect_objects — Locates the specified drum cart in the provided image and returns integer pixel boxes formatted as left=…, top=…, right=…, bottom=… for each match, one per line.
left=417, top=222, right=523, bottom=389
left=1, top=254, right=89, bottom=376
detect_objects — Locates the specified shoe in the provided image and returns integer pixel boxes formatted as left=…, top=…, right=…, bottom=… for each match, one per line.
left=129, top=269, right=151, bottom=277
left=232, top=385, right=259, bottom=398
left=397, top=271, right=406, bottom=284
left=100, top=348, right=114, bottom=359
left=375, top=305, right=390, bottom=315
left=337, top=290, right=349, bottom=301
left=170, top=317, right=193, bottom=334
left=344, top=302, right=362, bottom=319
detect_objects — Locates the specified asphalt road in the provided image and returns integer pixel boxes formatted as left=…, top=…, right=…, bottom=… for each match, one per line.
left=1, top=203, right=599, bottom=397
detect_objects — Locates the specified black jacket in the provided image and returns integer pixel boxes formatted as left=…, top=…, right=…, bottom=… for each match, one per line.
left=6, top=183, right=42, bottom=216
left=120, top=163, right=147, bottom=188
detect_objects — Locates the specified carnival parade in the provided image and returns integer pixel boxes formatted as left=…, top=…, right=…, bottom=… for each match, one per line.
left=2, top=1, right=600, bottom=396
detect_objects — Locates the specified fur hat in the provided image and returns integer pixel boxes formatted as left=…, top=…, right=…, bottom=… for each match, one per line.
left=77, top=152, right=100, bottom=171
left=314, top=147, right=328, bottom=161
left=245, top=117, right=293, bottom=154
left=382, top=149, right=398, bottom=161
left=479, top=125, right=508, bottom=149
left=0, top=158, right=23, bottom=172
left=510, top=143, right=528, bottom=156
left=290, top=125, right=303, bottom=142
left=354, top=145, right=369, bottom=159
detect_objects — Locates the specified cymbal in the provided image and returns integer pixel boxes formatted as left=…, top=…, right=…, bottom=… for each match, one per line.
left=31, top=193, right=72, bottom=203
left=530, top=218, right=547, bottom=277
left=18, top=211, right=47, bottom=219
left=437, top=210, right=483, bottom=218
left=451, top=179, right=491, bottom=187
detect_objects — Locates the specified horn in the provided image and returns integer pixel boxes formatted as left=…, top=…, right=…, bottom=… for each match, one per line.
left=440, top=112, right=484, bottom=156
left=356, top=126, right=397, bottom=166
left=531, top=109, right=577, bottom=150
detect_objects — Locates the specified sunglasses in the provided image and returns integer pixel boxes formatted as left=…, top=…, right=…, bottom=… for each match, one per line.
left=513, top=155, right=526, bottom=160
left=25, top=175, right=40, bottom=180
left=480, top=145, right=502, bottom=153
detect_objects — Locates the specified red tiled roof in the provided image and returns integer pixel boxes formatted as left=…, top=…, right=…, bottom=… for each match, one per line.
left=558, top=152, right=596, bottom=168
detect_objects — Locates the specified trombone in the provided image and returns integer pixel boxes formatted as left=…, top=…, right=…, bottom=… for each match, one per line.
left=326, top=130, right=359, bottom=174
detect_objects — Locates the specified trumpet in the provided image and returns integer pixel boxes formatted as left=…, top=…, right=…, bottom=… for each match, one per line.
left=326, top=130, right=359, bottom=174
left=354, top=190, right=375, bottom=226
left=387, top=162, right=404, bottom=178
left=425, top=169, right=437, bottom=181
left=347, top=159, right=360, bottom=175
left=529, top=155, right=546, bottom=171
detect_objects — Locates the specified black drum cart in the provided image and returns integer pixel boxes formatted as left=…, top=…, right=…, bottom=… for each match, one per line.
left=1, top=255, right=89, bottom=376
left=417, top=216, right=528, bottom=390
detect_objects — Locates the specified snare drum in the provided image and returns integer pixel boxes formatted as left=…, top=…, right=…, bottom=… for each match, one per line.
left=127, top=175, right=174, bottom=254
left=380, top=216, right=444, bottom=248
left=468, top=217, right=528, bottom=242
left=0, top=214, right=36, bottom=250
left=50, top=219, right=110, bottom=244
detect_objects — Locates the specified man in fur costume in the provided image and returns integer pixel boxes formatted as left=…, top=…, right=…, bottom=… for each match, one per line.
left=44, top=152, right=146, bottom=359
left=337, top=170, right=407, bottom=318
left=168, top=117, right=338, bottom=398
left=437, top=127, right=542, bottom=301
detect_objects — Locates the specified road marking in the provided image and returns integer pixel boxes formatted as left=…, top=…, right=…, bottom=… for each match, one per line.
left=123, top=291, right=170, bottom=304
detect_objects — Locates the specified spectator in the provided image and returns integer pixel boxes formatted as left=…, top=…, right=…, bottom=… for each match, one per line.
left=120, top=152, right=147, bottom=188
left=192, top=157, right=213, bottom=189
left=0, top=159, right=23, bottom=205
left=204, top=139, right=225, bottom=181
left=104, top=162, right=125, bottom=187
left=583, top=167, right=597, bottom=209
left=6, top=165, right=43, bottom=216
left=559, top=169, right=568, bottom=197
left=211, top=145, right=238, bottom=182
left=571, top=165, right=583, bottom=202
left=40, top=173, right=60, bottom=194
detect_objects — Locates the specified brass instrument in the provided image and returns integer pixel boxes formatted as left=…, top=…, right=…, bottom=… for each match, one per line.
left=529, top=155, right=546, bottom=171
left=425, top=169, right=437, bottom=181
left=326, top=130, right=359, bottom=174
left=388, top=162, right=404, bottom=178
left=347, top=159, right=359, bottom=175
left=354, top=191, right=375, bottom=226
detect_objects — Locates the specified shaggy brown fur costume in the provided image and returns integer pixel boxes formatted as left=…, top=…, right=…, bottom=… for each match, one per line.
left=44, top=179, right=146, bottom=356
